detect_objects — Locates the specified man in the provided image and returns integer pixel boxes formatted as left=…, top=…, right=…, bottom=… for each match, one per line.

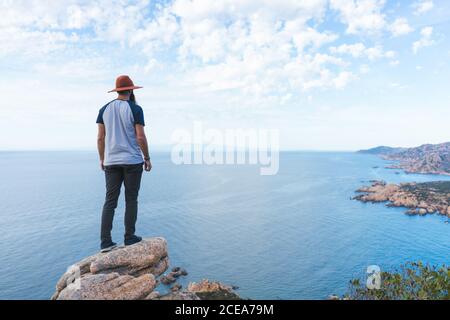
left=96, top=75, right=152, bottom=252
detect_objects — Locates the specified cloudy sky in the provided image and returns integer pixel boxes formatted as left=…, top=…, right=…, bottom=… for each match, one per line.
left=1, top=0, right=449, bottom=151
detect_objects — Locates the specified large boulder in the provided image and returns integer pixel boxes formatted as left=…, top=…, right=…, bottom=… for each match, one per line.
left=156, top=279, right=242, bottom=300
left=187, top=279, right=242, bottom=300
left=52, top=237, right=169, bottom=300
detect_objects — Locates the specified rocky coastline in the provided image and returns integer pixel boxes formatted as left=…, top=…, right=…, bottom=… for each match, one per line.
left=354, top=180, right=450, bottom=218
left=382, top=157, right=450, bottom=176
left=359, top=142, right=450, bottom=176
left=52, top=237, right=241, bottom=300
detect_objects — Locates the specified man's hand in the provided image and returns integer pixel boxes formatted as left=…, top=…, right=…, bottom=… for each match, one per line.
left=144, top=159, right=152, bottom=172
left=100, top=160, right=105, bottom=171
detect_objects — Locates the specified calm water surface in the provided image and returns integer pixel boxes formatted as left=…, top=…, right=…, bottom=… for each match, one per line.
left=0, top=151, right=448, bottom=299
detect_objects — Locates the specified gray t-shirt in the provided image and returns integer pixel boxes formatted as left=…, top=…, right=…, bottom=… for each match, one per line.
left=96, top=99, right=145, bottom=166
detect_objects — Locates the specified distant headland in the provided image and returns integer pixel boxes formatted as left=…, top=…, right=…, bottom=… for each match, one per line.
left=358, top=142, right=450, bottom=175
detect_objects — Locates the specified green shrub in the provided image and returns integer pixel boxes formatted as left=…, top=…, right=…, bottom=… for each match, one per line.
left=345, top=262, right=450, bottom=300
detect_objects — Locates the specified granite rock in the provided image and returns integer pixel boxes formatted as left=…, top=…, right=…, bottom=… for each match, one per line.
left=52, top=237, right=168, bottom=300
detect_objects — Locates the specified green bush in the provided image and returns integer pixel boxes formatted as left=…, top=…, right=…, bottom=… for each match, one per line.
left=345, top=262, right=450, bottom=300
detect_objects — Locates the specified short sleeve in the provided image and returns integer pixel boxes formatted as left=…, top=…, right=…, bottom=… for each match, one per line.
left=134, top=107, right=145, bottom=126
left=96, top=104, right=108, bottom=124
left=131, top=104, right=145, bottom=126
left=96, top=109, right=104, bottom=124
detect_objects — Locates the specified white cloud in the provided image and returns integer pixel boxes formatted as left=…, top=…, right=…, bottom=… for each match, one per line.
left=413, top=26, right=435, bottom=54
left=0, top=0, right=154, bottom=58
left=359, top=64, right=370, bottom=74
left=138, top=0, right=352, bottom=96
left=330, top=43, right=396, bottom=60
left=389, top=60, right=400, bottom=66
left=330, top=43, right=366, bottom=57
left=413, top=0, right=434, bottom=15
left=0, top=0, right=448, bottom=151
left=333, top=71, right=357, bottom=89
left=0, top=0, right=410, bottom=104
left=0, top=27, right=79, bottom=57
left=389, top=82, right=407, bottom=89
left=421, top=26, right=433, bottom=37
left=330, top=0, right=387, bottom=35
left=389, top=18, right=414, bottom=37
left=32, top=57, right=112, bottom=80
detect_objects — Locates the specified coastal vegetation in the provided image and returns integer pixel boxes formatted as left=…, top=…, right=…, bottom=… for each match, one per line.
left=345, top=262, right=450, bottom=300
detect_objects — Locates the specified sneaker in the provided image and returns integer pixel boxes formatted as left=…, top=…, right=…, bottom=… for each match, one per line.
left=100, top=241, right=117, bottom=253
left=124, top=235, right=142, bottom=246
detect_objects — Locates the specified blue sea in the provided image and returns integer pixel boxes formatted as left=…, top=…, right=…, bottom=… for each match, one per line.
left=0, top=151, right=448, bottom=300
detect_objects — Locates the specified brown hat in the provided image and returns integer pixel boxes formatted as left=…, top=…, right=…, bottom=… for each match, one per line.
left=108, top=75, right=143, bottom=93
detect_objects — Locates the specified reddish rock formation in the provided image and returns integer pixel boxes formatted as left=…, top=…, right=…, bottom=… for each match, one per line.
left=52, top=238, right=168, bottom=300
left=354, top=180, right=450, bottom=219
left=52, top=237, right=241, bottom=300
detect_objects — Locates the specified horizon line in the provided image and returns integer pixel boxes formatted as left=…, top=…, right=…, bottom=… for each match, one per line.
left=0, top=148, right=360, bottom=153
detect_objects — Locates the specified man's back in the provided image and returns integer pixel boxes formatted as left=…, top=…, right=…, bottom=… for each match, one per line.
left=97, top=76, right=151, bottom=251
left=97, top=99, right=145, bottom=165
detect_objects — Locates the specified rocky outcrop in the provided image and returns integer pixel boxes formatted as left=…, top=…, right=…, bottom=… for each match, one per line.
left=160, top=267, right=187, bottom=285
left=52, top=237, right=241, bottom=300
left=354, top=180, right=450, bottom=219
left=187, top=279, right=242, bottom=300
left=52, top=237, right=169, bottom=300
left=157, top=279, right=242, bottom=300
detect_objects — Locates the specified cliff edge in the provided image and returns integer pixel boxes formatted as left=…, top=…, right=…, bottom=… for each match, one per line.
left=51, top=237, right=240, bottom=300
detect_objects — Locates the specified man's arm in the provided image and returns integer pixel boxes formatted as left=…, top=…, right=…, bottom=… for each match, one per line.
left=135, top=124, right=152, bottom=171
left=97, top=124, right=106, bottom=170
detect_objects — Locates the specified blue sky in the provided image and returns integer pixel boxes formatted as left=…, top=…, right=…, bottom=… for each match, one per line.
left=1, top=0, right=449, bottom=151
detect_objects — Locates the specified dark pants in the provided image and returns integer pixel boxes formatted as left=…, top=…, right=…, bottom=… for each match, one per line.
left=101, top=163, right=143, bottom=246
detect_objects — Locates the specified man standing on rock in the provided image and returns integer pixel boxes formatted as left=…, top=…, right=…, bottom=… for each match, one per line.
left=96, top=75, right=152, bottom=252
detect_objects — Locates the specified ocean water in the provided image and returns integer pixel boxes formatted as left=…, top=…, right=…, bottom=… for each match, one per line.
left=0, top=151, right=448, bottom=300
